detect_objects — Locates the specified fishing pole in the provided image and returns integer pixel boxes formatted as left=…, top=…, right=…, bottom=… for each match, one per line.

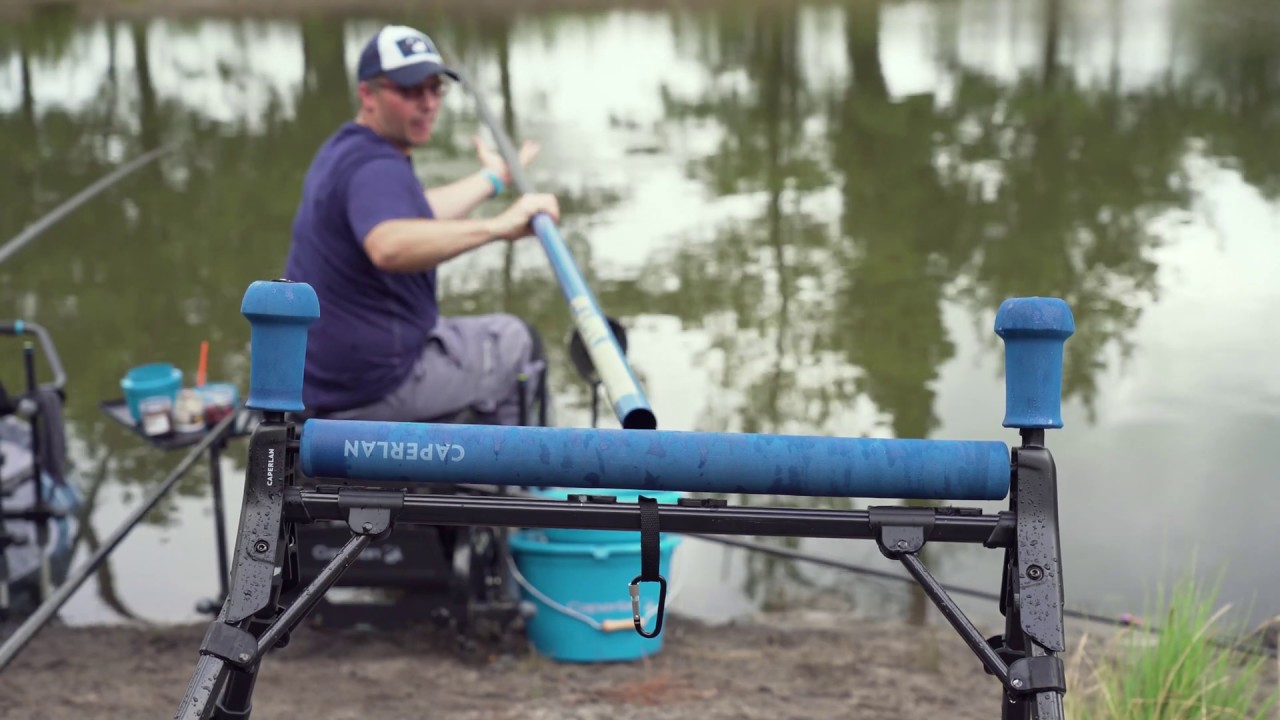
left=692, top=533, right=1278, bottom=659
left=449, top=65, right=657, bottom=431
left=0, top=407, right=241, bottom=672
left=0, top=145, right=174, bottom=267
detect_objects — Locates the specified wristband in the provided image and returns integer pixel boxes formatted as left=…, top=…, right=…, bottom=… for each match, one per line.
left=483, top=170, right=505, bottom=197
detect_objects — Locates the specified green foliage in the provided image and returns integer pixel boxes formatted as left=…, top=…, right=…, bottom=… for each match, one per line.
left=1066, top=571, right=1279, bottom=719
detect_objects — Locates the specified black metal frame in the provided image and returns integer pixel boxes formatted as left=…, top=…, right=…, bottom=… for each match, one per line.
left=174, top=411, right=1067, bottom=720
left=1, top=321, right=71, bottom=622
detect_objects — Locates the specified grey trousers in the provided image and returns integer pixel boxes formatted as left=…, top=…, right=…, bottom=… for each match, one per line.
left=326, top=314, right=544, bottom=426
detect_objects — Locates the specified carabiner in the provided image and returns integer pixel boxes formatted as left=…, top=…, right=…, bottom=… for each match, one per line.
left=628, top=574, right=668, bottom=639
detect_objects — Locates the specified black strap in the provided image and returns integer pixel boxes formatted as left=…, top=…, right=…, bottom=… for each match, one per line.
left=629, top=496, right=668, bottom=639
left=638, top=496, right=661, bottom=581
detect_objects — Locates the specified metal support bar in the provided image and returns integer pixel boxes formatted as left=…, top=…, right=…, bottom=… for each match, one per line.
left=1012, top=446, right=1066, bottom=652
left=174, top=654, right=233, bottom=720
left=898, top=552, right=1011, bottom=683
left=1001, top=442, right=1067, bottom=720
left=282, top=490, right=1013, bottom=544
left=178, top=492, right=396, bottom=719
left=222, top=423, right=291, bottom=624
left=251, top=532, right=373, bottom=660
left=208, top=439, right=231, bottom=606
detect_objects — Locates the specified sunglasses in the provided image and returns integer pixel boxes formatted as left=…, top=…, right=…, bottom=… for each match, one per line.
left=378, top=79, right=450, bottom=101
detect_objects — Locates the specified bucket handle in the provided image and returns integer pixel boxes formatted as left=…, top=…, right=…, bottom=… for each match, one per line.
left=505, top=555, right=677, bottom=633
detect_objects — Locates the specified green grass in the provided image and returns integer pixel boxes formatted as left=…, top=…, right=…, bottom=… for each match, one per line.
left=1066, top=573, right=1278, bottom=720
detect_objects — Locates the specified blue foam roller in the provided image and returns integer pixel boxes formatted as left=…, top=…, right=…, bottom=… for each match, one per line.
left=241, top=280, right=319, bottom=413
left=994, top=297, right=1075, bottom=429
left=300, top=420, right=1011, bottom=501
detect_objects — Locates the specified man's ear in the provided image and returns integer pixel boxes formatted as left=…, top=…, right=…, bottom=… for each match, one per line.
left=356, top=80, right=379, bottom=106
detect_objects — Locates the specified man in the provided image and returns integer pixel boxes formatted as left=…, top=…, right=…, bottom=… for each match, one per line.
left=284, top=24, right=559, bottom=425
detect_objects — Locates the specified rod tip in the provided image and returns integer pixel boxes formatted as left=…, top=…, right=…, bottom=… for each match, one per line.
left=622, top=409, right=658, bottom=430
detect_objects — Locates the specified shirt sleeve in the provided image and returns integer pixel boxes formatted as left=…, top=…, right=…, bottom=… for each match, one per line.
left=346, top=157, right=432, bottom=244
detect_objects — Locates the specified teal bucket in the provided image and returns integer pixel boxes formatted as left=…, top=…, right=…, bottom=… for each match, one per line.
left=509, top=530, right=681, bottom=663
left=531, top=487, right=683, bottom=544
left=120, top=363, right=183, bottom=422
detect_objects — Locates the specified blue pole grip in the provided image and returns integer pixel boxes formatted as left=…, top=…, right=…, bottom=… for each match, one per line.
left=299, top=420, right=1012, bottom=500
left=241, top=280, right=320, bottom=413
left=994, top=297, right=1075, bottom=429
left=530, top=213, right=657, bottom=430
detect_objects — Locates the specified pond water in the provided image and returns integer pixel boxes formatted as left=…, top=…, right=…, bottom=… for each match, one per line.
left=0, top=0, right=1277, bottom=635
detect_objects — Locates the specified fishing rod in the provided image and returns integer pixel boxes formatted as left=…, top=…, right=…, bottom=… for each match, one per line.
left=0, top=407, right=240, bottom=672
left=692, top=533, right=1278, bottom=660
left=0, top=145, right=174, bottom=267
left=450, top=65, right=657, bottom=431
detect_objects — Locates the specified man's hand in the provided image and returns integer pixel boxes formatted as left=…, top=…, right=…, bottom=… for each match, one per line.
left=488, top=193, right=560, bottom=241
left=475, top=135, right=539, bottom=184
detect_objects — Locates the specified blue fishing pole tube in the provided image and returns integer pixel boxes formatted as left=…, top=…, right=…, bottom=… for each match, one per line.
left=452, top=67, right=657, bottom=430
left=300, top=420, right=1011, bottom=501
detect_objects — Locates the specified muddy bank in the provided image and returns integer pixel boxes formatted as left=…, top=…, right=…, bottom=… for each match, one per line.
left=0, top=610, right=1003, bottom=719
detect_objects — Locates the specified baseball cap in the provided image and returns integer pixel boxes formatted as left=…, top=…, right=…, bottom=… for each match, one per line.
left=356, top=25, right=460, bottom=88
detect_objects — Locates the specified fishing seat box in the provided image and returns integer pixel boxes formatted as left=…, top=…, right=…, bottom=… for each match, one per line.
left=282, top=407, right=521, bottom=639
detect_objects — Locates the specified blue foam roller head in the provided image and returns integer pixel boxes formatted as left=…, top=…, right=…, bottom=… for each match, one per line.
left=994, top=297, right=1074, bottom=429
left=241, top=280, right=319, bottom=413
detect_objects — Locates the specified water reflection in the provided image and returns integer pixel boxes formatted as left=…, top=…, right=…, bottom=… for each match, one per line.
left=0, top=0, right=1276, bottom=629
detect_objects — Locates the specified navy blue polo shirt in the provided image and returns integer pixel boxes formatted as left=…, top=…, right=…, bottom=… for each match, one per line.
left=284, top=122, right=438, bottom=413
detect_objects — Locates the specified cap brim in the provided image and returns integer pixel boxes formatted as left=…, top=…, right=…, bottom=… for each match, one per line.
left=384, top=62, right=460, bottom=87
